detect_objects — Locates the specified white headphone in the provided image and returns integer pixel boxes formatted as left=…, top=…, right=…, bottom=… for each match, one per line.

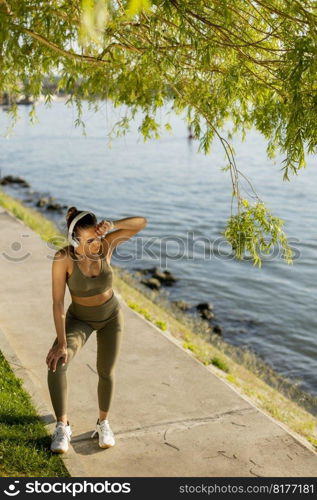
left=68, top=210, right=94, bottom=248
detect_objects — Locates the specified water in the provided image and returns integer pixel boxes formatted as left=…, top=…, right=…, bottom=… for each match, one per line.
left=1, top=99, right=316, bottom=397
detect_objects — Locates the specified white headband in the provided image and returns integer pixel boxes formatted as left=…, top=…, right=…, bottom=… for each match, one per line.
left=68, top=210, right=93, bottom=240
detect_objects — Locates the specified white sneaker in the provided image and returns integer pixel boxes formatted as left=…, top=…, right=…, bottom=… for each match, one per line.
left=91, top=418, right=115, bottom=448
left=50, top=421, right=72, bottom=453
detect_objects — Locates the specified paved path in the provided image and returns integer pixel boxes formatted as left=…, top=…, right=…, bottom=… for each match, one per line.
left=0, top=205, right=316, bottom=477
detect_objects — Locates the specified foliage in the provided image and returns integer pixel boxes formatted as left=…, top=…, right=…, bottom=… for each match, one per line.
left=223, top=198, right=294, bottom=266
left=0, top=0, right=316, bottom=266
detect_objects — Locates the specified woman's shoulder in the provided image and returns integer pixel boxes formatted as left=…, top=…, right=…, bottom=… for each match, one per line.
left=54, top=245, right=73, bottom=261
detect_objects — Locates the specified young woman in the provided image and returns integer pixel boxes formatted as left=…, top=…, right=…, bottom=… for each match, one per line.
left=46, top=207, right=147, bottom=453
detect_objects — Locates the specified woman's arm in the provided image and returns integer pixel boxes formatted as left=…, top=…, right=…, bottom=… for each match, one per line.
left=51, top=250, right=68, bottom=347
left=98, top=216, right=148, bottom=258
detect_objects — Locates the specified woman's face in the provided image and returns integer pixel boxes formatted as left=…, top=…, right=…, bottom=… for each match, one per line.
left=76, top=226, right=102, bottom=256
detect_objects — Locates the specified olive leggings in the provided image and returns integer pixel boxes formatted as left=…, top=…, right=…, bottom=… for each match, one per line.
left=47, top=291, right=124, bottom=417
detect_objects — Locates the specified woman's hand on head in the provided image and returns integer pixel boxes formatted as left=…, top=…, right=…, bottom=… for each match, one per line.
left=46, top=344, right=68, bottom=372
left=95, top=220, right=113, bottom=238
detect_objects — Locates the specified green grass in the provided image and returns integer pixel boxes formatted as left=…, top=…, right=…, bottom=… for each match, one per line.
left=0, top=188, right=67, bottom=246
left=0, top=351, right=70, bottom=477
left=210, top=356, right=230, bottom=373
left=127, top=300, right=168, bottom=330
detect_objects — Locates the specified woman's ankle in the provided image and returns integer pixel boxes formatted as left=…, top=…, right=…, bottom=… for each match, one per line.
left=57, top=416, right=68, bottom=425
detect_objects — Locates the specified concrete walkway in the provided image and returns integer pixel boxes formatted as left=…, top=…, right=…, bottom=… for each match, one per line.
left=0, top=205, right=316, bottom=477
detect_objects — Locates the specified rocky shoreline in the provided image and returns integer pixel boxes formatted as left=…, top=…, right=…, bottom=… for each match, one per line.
left=134, top=265, right=223, bottom=335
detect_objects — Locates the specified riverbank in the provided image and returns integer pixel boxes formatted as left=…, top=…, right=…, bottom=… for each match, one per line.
left=0, top=187, right=316, bottom=456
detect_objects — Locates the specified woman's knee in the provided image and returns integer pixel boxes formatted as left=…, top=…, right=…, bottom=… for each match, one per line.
left=47, top=357, right=68, bottom=376
left=48, top=343, right=77, bottom=374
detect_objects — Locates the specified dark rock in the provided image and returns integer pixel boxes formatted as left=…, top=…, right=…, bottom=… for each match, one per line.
left=141, top=278, right=161, bottom=290
left=152, top=269, right=167, bottom=280
left=0, top=175, right=30, bottom=187
left=152, top=268, right=177, bottom=286
left=199, top=309, right=214, bottom=321
left=147, top=266, right=159, bottom=274
left=133, top=266, right=177, bottom=286
left=172, top=300, right=190, bottom=311
left=162, top=270, right=175, bottom=278
left=47, top=202, right=63, bottom=211
left=196, top=302, right=214, bottom=312
left=36, top=197, right=49, bottom=207
left=213, top=324, right=222, bottom=335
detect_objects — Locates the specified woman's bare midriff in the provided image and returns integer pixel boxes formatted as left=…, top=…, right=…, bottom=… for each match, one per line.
left=66, top=247, right=113, bottom=307
left=70, top=289, right=114, bottom=307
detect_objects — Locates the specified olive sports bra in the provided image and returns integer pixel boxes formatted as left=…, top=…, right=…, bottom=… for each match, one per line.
left=66, top=249, right=113, bottom=297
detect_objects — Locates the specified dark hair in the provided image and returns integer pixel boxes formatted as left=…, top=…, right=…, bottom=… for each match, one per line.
left=64, top=206, right=97, bottom=250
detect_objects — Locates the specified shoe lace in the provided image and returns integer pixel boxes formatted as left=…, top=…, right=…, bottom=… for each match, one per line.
left=99, top=420, right=113, bottom=435
left=53, top=425, right=69, bottom=441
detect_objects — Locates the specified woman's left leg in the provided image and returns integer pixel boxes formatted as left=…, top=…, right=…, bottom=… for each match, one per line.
left=96, top=307, right=124, bottom=416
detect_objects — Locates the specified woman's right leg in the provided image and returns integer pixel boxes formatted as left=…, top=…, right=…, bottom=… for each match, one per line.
left=47, top=308, right=95, bottom=421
